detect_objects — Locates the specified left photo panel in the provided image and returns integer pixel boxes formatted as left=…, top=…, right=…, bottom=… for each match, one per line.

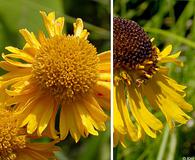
left=0, top=0, right=111, bottom=160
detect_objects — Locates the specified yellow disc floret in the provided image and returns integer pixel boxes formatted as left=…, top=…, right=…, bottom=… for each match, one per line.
left=0, top=111, right=26, bottom=160
left=32, top=35, right=99, bottom=102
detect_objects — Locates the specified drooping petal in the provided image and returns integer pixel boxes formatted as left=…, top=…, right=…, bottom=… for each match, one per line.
left=143, top=74, right=192, bottom=129
left=38, top=98, right=54, bottom=136
left=116, top=82, right=141, bottom=141
left=76, top=102, right=99, bottom=136
left=113, top=86, right=126, bottom=135
left=127, top=84, right=163, bottom=138
left=60, top=104, right=69, bottom=140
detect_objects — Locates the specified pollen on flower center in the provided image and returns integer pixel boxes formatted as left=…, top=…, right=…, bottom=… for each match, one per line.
left=113, top=17, right=153, bottom=69
left=32, top=35, right=99, bottom=101
left=0, top=111, right=26, bottom=160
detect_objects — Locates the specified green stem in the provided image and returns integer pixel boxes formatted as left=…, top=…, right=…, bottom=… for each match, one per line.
left=167, top=130, right=177, bottom=160
left=120, top=0, right=126, bottom=17
left=114, top=146, right=118, bottom=160
left=144, top=27, right=195, bottom=49
left=157, top=124, right=169, bottom=160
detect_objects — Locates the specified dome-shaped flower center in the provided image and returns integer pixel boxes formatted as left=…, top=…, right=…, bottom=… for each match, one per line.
left=32, top=35, right=99, bottom=101
left=114, top=17, right=159, bottom=87
left=113, top=17, right=153, bottom=69
left=0, top=112, right=26, bottom=160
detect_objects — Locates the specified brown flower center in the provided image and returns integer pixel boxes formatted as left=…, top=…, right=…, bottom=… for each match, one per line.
left=113, top=17, right=158, bottom=87
left=113, top=17, right=153, bottom=69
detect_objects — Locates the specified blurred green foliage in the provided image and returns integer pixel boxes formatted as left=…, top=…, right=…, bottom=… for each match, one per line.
left=0, top=0, right=110, bottom=52
left=114, top=0, right=195, bottom=160
left=0, top=0, right=110, bottom=160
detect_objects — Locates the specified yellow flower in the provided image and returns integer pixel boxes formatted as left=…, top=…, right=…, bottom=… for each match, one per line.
left=113, top=17, right=193, bottom=147
left=0, top=11, right=110, bottom=142
left=0, top=109, right=58, bottom=160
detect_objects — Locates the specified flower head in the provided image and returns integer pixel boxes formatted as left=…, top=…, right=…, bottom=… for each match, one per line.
left=0, top=11, right=110, bottom=142
left=113, top=17, right=193, bottom=147
left=0, top=109, right=58, bottom=160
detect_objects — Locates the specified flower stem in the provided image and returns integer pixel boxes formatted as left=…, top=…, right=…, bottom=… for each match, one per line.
left=144, top=27, right=195, bottom=49
left=157, top=124, right=169, bottom=160
left=167, top=130, right=177, bottom=160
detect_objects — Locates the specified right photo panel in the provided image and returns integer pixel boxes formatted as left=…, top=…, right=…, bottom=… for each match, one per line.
left=113, top=0, right=195, bottom=159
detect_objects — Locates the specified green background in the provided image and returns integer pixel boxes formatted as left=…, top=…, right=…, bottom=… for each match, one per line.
left=114, top=0, right=195, bottom=160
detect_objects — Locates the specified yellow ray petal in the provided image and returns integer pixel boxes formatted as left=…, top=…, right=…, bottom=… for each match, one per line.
left=23, top=47, right=37, bottom=57
left=17, top=152, right=34, bottom=160
left=5, top=46, right=34, bottom=62
left=60, top=105, right=80, bottom=142
left=160, top=74, right=186, bottom=93
left=94, top=81, right=110, bottom=101
left=0, top=61, right=21, bottom=71
left=54, top=17, right=65, bottom=35
left=19, top=29, right=40, bottom=49
left=60, top=105, right=69, bottom=140
left=157, top=80, right=192, bottom=112
left=156, top=95, right=191, bottom=129
left=158, top=45, right=172, bottom=58
left=114, top=86, right=126, bottom=134
left=83, top=98, right=108, bottom=122
left=0, top=75, right=31, bottom=90
left=98, top=51, right=110, bottom=63
left=21, top=97, right=48, bottom=134
left=98, top=62, right=110, bottom=73
left=0, top=68, right=31, bottom=81
left=27, top=140, right=59, bottom=151
left=127, top=85, right=162, bottom=138
left=2, top=53, right=33, bottom=65
left=73, top=18, right=89, bottom=39
left=23, top=149, right=49, bottom=160
left=72, top=103, right=87, bottom=137
left=40, top=11, right=55, bottom=37
left=94, top=95, right=110, bottom=110
left=43, top=103, right=58, bottom=139
left=38, top=99, right=54, bottom=136
left=76, top=103, right=98, bottom=136
left=2, top=53, right=32, bottom=68
left=116, top=82, right=141, bottom=141
left=159, top=57, right=183, bottom=66
left=97, top=72, right=110, bottom=82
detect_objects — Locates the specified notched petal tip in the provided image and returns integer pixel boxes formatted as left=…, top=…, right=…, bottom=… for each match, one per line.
left=73, top=18, right=83, bottom=34
left=39, top=10, right=46, bottom=16
left=73, top=18, right=89, bottom=39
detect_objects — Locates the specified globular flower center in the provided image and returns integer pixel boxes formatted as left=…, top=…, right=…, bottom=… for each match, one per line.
left=113, top=17, right=158, bottom=86
left=32, top=35, right=99, bottom=102
left=114, top=17, right=153, bottom=69
left=0, top=112, right=26, bottom=160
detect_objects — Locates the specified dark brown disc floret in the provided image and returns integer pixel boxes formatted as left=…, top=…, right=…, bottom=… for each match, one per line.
left=114, top=17, right=152, bottom=69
